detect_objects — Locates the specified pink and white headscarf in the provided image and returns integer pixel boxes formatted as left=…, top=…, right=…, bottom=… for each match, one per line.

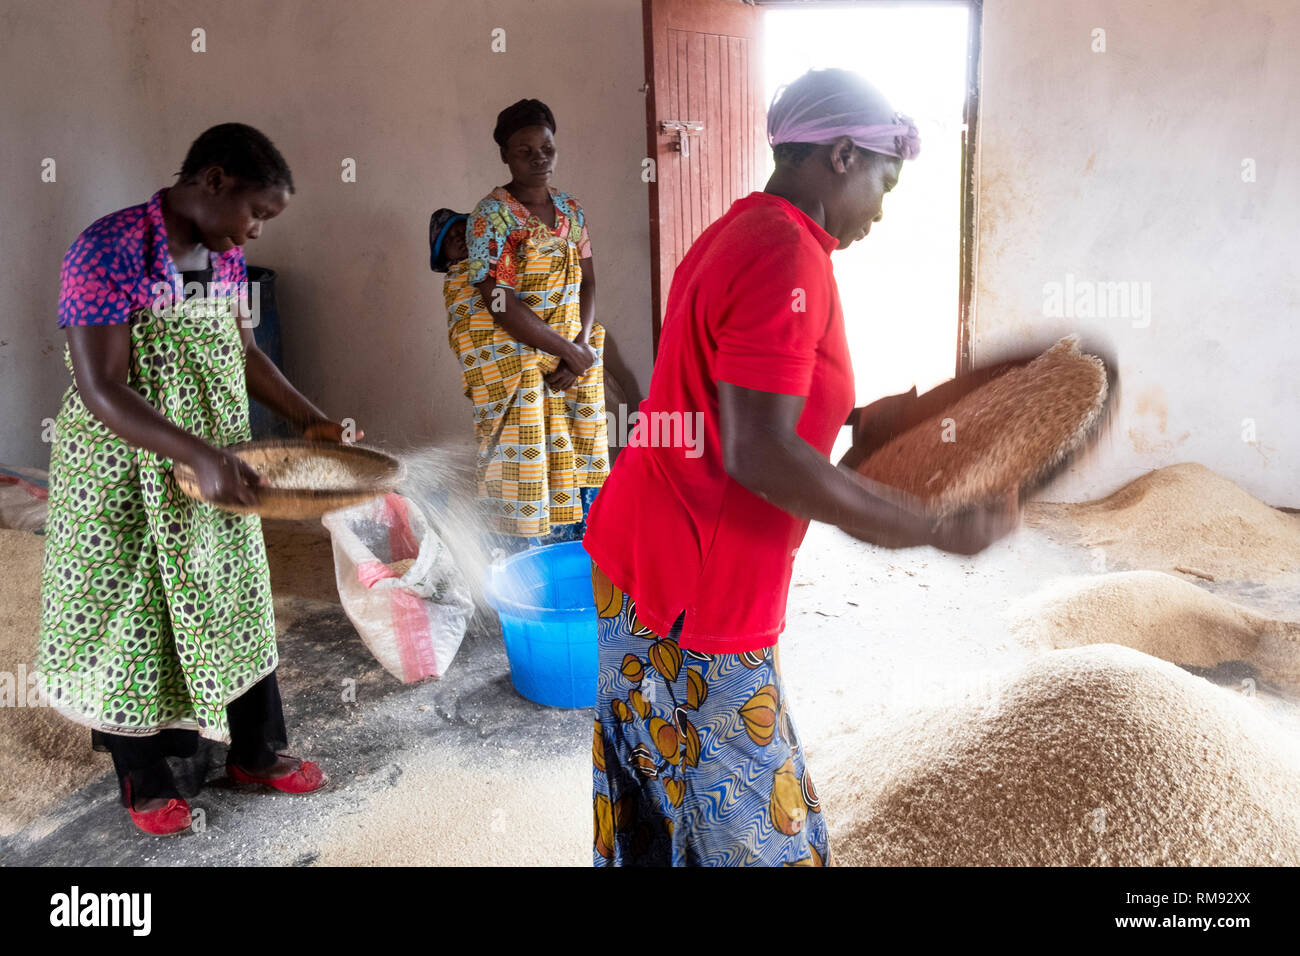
left=767, top=73, right=921, bottom=161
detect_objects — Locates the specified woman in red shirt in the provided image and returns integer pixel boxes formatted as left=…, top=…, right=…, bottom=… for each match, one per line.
left=584, top=69, right=1017, bottom=866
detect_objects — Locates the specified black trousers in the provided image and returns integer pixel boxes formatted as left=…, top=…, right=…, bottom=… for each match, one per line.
left=93, top=671, right=288, bottom=807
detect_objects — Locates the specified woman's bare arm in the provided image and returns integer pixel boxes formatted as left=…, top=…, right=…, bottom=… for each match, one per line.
left=234, top=314, right=333, bottom=432
left=474, top=276, right=595, bottom=373
left=717, top=381, right=1017, bottom=553
left=65, top=324, right=260, bottom=505
left=577, top=254, right=596, bottom=343
left=546, top=254, right=598, bottom=391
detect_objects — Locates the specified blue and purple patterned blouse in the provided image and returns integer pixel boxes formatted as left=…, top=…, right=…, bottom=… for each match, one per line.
left=57, top=188, right=247, bottom=327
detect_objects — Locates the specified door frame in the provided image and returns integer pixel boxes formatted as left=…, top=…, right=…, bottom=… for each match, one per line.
left=642, top=0, right=764, bottom=356
left=956, top=0, right=983, bottom=376
left=644, top=0, right=984, bottom=376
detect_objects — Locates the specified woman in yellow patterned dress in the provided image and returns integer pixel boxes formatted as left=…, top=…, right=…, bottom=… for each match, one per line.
left=439, top=99, right=608, bottom=551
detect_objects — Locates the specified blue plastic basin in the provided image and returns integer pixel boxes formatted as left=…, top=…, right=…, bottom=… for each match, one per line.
left=485, top=541, right=597, bottom=708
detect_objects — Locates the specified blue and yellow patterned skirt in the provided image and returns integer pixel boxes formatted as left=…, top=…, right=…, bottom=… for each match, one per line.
left=591, top=562, right=829, bottom=866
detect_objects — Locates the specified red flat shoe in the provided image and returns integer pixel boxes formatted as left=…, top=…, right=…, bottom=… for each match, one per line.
left=227, top=756, right=328, bottom=794
left=124, top=781, right=192, bottom=836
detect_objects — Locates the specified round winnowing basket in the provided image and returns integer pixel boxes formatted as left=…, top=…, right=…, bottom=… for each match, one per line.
left=174, top=439, right=406, bottom=519
left=851, top=336, right=1113, bottom=518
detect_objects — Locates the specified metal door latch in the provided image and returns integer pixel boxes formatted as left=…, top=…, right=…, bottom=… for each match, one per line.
left=660, top=120, right=704, bottom=157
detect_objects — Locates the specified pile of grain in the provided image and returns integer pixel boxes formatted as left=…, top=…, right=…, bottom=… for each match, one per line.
left=315, top=746, right=588, bottom=866
left=1029, top=463, right=1300, bottom=580
left=258, top=455, right=362, bottom=490
left=856, top=336, right=1108, bottom=517
left=819, top=644, right=1300, bottom=865
left=0, top=529, right=108, bottom=836
left=1009, top=570, right=1300, bottom=690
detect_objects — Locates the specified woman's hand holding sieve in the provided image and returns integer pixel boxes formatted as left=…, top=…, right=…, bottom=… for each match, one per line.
left=192, top=446, right=262, bottom=507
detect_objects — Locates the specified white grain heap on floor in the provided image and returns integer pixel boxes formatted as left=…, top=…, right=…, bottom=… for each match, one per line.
left=820, top=644, right=1300, bottom=866
left=0, top=529, right=108, bottom=836
left=1009, top=569, right=1300, bottom=690
left=1028, top=462, right=1300, bottom=581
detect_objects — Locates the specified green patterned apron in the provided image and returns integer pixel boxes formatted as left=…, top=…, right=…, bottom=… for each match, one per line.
left=37, top=292, right=277, bottom=744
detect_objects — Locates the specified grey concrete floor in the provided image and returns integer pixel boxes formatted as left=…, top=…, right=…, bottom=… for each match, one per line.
left=5, top=507, right=1298, bottom=866
left=1, top=602, right=592, bottom=865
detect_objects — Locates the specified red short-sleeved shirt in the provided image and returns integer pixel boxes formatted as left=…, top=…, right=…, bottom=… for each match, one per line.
left=584, top=192, right=854, bottom=653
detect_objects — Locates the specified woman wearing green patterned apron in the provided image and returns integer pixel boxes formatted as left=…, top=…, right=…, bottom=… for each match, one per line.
left=40, top=123, right=355, bottom=835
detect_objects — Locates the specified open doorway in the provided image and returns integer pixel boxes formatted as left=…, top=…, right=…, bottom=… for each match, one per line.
left=643, top=0, right=980, bottom=406
left=761, top=1, right=976, bottom=405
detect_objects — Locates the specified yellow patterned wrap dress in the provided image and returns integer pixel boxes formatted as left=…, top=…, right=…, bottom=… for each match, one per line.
left=446, top=186, right=609, bottom=537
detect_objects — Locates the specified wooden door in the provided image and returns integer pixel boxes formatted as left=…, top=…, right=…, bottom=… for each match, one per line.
left=643, top=0, right=766, bottom=352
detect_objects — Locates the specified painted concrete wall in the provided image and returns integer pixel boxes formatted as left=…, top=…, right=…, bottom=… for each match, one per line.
left=975, top=0, right=1299, bottom=505
left=0, top=0, right=652, bottom=469
left=5, top=0, right=1296, bottom=508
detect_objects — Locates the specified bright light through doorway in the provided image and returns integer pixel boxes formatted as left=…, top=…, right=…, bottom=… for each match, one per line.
left=762, top=3, right=972, bottom=406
